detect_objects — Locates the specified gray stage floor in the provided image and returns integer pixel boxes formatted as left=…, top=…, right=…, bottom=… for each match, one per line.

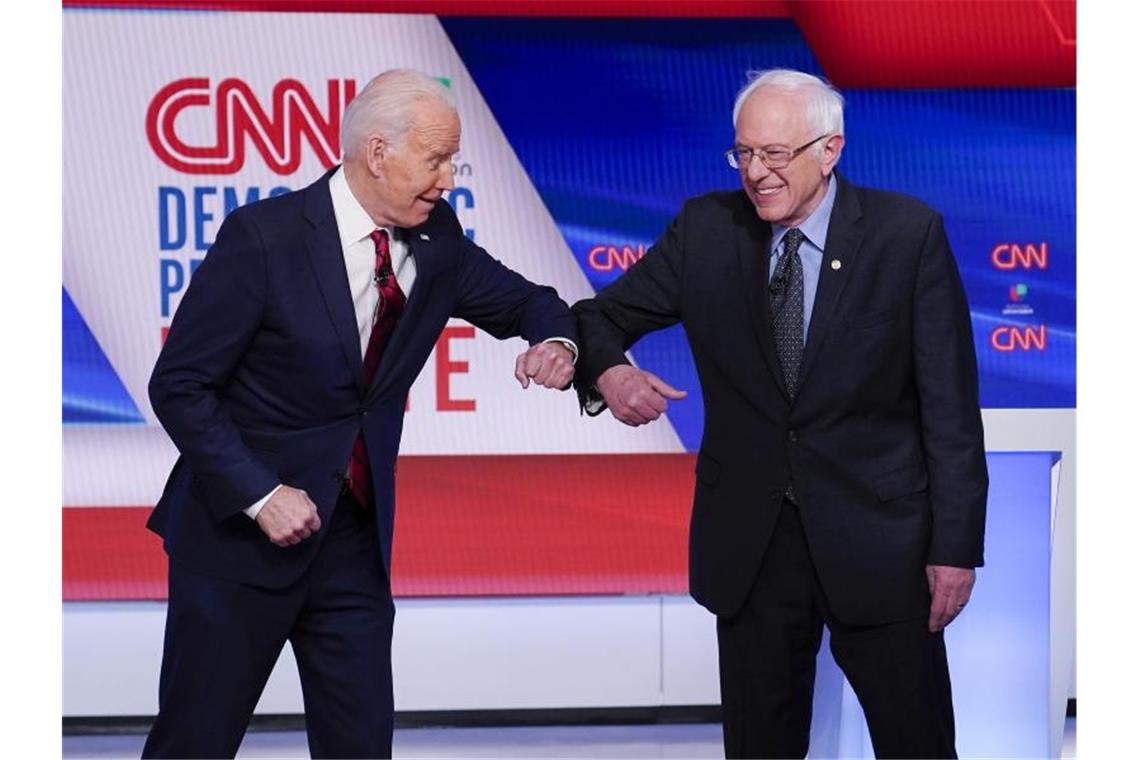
left=64, top=723, right=722, bottom=758
left=63, top=719, right=1076, bottom=759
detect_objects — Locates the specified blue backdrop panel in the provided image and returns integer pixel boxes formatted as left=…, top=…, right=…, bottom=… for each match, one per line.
left=63, top=287, right=144, bottom=424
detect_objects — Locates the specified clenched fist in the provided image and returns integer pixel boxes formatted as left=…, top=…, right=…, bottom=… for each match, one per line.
left=515, top=342, right=575, bottom=390
left=255, top=485, right=322, bottom=547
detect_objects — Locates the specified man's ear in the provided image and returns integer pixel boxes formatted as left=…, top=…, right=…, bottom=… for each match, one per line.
left=821, top=133, right=844, bottom=175
left=365, top=135, right=387, bottom=177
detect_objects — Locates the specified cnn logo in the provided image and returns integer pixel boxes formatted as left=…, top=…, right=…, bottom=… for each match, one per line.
left=588, top=244, right=647, bottom=272
left=991, top=243, right=1048, bottom=270
left=146, top=78, right=356, bottom=175
left=990, top=325, right=1047, bottom=352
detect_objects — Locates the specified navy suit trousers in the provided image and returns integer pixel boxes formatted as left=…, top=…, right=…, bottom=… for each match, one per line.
left=143, top=496, right=395, bottom=759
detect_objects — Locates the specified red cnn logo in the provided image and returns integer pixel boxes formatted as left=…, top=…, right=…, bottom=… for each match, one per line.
left=588, top=244, right=646, bottom=272
left=991, top=243, right=1048, bottom=270
left=990, top=325, right=1047, bottom=352
left=146, top=78, right=356, bottom=175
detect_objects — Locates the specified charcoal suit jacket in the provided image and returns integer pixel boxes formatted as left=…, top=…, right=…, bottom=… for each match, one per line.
left=573, top=174, right=987, bottom=625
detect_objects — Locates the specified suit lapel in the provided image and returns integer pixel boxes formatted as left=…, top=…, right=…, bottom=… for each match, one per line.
left=734, top=205, right=788, bottom=398
left=303, top=174, right=365, bottom=393
left=799, top=175, right=865, bottom=384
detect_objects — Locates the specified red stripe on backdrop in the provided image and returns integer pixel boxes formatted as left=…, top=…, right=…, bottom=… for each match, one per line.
left=61, top=0, right=791, bottom=17
left=62, top=0, right=1074, bottom=86
left=63, top=453, right=696, bottom=601
left=64, top=507, right=168, bottom=600
left=791, top=0, right=1075, bottom=88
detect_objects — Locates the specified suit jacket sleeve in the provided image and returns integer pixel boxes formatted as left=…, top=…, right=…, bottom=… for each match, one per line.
left=912, top=213, right=988, bottom=567
left=571, top=201, right=688, bottom=407
left=451, top=218, right=577, bottom=346
left=148, top=209, right=280, bottom=522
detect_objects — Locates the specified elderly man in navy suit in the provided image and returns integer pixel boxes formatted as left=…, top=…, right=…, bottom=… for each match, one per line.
left=144, top=69, right=577, bottom=759
left=573, top=69, right=987, bottom=759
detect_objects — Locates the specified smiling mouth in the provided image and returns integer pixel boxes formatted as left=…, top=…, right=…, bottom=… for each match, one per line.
left=416, top=195, right=440, bottom=205
left=754, top=186, right=783, bottom=196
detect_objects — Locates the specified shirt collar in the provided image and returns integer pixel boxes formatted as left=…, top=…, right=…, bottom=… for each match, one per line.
left=772, top=173, right=838, bottom=253
left=329, top=165, right=389, bottom=247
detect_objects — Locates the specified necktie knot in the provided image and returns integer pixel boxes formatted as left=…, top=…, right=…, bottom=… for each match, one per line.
left=783, top=228, right=805, bottom=256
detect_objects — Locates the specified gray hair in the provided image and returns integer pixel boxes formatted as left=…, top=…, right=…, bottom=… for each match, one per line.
left=731, top=69, right=845, bottom=144
left=340, top=69, right=457, bottom=159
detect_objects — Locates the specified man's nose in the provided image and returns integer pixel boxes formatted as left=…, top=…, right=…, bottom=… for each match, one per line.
left=437, top=162, right=456, bottom=191
left=746, top=155, right=772, bottom=183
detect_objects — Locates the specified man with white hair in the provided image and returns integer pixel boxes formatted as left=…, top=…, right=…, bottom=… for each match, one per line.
left=144, top=69, right=577, bottom=758
left=573, top=69, right=987, bottom=758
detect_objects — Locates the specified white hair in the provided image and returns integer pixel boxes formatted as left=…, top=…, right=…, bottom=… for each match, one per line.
left=340, top=69, right=457, bottom=159
left=731, top=69, right=845, bottom=148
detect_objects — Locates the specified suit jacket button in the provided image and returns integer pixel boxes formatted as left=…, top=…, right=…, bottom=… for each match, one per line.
left=787, top=430, right=798, bottom=443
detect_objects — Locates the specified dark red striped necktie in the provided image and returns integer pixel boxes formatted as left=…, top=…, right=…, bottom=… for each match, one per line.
left=347, top=229, right=407, bottom=509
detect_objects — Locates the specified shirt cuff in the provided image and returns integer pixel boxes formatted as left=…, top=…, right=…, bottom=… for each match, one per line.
left=244, top=484, right=283, bottom=520
left=543, top=337, right=578, bottom=364
left=583, top=386, right=607, bottom=416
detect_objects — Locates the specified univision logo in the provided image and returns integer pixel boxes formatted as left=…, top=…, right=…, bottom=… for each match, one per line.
left=1002, top=283, right=1033, bottom=316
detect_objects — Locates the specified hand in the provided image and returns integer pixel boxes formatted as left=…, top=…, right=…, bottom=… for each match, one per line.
left=514, top=342, right=575, bottom=390
left=596, top=365, right=687, bottom=426
left=255, top=485, right=322, bottom=547
left=926, top=564, right=975, bottom=632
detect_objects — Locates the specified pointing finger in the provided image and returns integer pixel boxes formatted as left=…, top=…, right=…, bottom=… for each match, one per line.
left=646, top=372, right=687, bottom=400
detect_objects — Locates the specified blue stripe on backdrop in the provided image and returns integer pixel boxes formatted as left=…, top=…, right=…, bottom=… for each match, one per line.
left=840, top=89, right=1075, bottom=409
left=443, top=17, right=1074, bottom=450
left=63, top=287, right=145, bottom=424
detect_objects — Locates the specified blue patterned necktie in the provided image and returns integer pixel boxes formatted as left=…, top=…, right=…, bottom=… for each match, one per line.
left=770, top=228, right=805, bottom=399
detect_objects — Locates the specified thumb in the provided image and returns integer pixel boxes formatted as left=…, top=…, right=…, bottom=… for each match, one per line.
left=646, top=372, right=687, bottom=400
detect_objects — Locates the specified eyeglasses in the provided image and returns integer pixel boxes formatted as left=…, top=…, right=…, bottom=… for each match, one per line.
left=725, top=134, right=829, bottom=170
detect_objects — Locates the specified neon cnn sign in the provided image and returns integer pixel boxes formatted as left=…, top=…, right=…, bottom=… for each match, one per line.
left=990, top=325, right=1048, bottom=352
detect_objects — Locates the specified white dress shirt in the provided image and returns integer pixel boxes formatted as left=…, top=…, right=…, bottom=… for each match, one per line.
left=329, top=165, right=418, bottom=357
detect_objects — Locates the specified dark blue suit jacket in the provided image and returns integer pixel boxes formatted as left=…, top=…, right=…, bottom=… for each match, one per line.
left=148, top=169, right=576, bottom=589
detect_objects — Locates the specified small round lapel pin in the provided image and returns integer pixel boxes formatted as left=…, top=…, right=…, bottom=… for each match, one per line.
left=830, top=259, right=842, bottom=270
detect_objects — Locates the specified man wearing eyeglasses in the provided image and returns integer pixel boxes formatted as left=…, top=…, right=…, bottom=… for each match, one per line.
left=573, top=69, right=986, bottom=758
